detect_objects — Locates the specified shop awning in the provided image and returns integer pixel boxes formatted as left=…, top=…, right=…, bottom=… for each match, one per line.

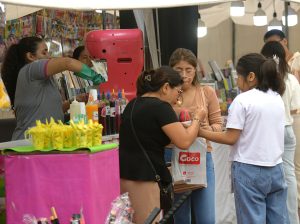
left=2, top=0, right=300, bottom=26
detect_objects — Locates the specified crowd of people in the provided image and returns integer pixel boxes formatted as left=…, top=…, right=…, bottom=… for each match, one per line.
left=1, top=28, right=300, bottom=224
left=119, top=29, right=300, bottom=224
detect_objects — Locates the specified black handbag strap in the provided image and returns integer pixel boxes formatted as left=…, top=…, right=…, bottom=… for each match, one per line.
left=130, top=98, right=163, bottom=186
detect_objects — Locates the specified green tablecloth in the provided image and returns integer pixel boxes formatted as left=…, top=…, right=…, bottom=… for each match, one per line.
left=2, top=142, right=118, bottom=154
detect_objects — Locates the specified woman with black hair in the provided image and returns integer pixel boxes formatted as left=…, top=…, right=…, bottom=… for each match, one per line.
left=72, top=45, right=93, bottom=68
left=119, top=66, right=206, bottom=223
left=1, top=36, right=106, bottom=140
left=199, top=53, right=288, bottom=223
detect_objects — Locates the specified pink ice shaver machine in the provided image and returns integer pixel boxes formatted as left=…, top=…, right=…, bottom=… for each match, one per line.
left=85, top=29, right=144, bottom=100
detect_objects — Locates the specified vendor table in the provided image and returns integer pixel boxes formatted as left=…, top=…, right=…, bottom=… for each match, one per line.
left=4, top=148, right=120, bottom=224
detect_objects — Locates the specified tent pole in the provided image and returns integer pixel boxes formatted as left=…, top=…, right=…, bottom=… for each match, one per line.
left=102, top=10, right=106, bottom=30
left=283, top=1, right=289, bottom=48
left=155, top=8, right=161, bottom=67
left=232, top=20, right=236, bottom=65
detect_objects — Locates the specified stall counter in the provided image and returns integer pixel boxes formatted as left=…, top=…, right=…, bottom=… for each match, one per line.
left=4, top=147, right=120, bottom=224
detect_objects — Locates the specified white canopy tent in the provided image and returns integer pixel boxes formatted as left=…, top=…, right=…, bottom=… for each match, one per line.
left=2, top=0, right=230, bottom=20
left=200, top=0, right=300, bottom=27
left=2, top=0, right=300, bottom=28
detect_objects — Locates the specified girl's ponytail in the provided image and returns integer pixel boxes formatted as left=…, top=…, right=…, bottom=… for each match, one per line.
left=258, top=58, right=285, bottom=95
left=236, top=53, right=285, bottom=95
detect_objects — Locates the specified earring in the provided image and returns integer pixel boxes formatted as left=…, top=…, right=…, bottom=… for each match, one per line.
left=176, top=95, right=183, bottom=106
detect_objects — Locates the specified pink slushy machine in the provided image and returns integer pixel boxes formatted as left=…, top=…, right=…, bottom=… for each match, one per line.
left=85, top=29, right=144, bottom=100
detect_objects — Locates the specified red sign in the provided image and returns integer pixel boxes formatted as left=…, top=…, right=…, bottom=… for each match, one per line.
left=179, top=152, right=201, bottom=165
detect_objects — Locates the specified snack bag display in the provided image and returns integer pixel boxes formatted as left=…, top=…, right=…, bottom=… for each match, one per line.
left=105, top=193, right=134, bottom=224
left=63, top=125, right=74, bottom=148
left=26, top=118, right=104, bottom=150
left=51, top=125, right=64, bottom=149
left=25, top=120, right=46, bottom=149
left=87, top=120, right=103, bottom=146
left=72, top=120, right=88, bottom=148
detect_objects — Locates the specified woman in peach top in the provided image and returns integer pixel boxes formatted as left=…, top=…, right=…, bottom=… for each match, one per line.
left=169, top=48, right=222, bottom=224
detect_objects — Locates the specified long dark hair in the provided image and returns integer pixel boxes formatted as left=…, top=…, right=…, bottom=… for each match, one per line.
left=136, top=66, right=183, bottom=96
left=260, top=41, right=290, bottom=79
left=72, top=46, right=85, bottom=60
left=236, top=53, right=285, bottom=95
left=1, top=36, right=43, bottom=106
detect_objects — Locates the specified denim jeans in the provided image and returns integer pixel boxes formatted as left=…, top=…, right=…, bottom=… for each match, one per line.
left=283, top=125, right=299, bottom=224
left=232, top=161, right=289, bottom=224
left=293, top=114, right=300, bottom=209
left=173, top=152, right=215, bottom=224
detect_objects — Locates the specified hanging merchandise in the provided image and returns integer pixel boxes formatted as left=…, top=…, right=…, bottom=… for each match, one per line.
left=0, top=3, right=5, bottom=28
left=0, top=76, right=11, bottom=110
left=105, top=193, right=134, bottom=224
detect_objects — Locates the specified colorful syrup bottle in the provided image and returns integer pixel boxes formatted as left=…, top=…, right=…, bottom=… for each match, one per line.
left=105, top=91, right=112, bottom=135
left=120, top=89, right=128, bottom=114
left=116, top=90, right=122, bottom=133
left=98, top=92, right=107, bottom=135
left=109, top=89, right=117, bottom=134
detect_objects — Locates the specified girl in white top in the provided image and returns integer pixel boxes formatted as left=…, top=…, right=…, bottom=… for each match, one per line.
left=199, top=53, right=289, bottom=224
left=261, top=41, right=300, bottom=224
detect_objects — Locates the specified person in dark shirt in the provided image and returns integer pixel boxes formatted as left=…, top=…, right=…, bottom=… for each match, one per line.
left=119, top=66, right=206, bottom=223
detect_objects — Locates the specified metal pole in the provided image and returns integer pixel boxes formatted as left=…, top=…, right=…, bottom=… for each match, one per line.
left=232, top=20, right=236, bottom=65
left=102, top=10, right=106, bottom=30
left=113, top=10, right=117, bottom=29
left=284, top=1, right=289, bottom=48
left=155, top=8, right=162, bottom=67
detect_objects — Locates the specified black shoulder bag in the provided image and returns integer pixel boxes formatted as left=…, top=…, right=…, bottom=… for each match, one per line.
left=130, top=98, right=174, bottom=219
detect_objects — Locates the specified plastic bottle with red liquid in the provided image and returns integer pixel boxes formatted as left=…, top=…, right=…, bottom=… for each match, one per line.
left=109, top=89, right=117, bottom=135
left=98, top=92, right=107, bottom=135
left=105, top=91, right=112, bottom=135
left=115, top=90, right=122, bottom=133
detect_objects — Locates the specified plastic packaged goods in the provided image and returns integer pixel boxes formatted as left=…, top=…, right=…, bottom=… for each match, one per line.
left=105, top=193, right=134, bottom=224
left=25, top=118, right=103, bottom=150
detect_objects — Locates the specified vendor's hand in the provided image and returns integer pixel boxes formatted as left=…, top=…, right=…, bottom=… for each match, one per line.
left=76, top=93, right=89, bottom=103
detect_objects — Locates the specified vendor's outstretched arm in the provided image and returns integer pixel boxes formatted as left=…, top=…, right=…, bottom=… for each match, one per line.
left=74, top=64, right=106, bottom=85
left=199, top=128, right=241, bottom=145
left=45, top=58, right=106, bottom=85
